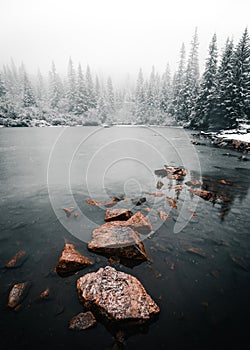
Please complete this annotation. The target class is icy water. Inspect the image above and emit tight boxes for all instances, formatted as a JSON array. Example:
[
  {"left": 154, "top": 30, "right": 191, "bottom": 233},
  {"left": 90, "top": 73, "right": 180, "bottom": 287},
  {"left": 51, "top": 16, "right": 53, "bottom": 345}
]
[{"left": 0, "top": 126, "right": 250, "bottom": 350}]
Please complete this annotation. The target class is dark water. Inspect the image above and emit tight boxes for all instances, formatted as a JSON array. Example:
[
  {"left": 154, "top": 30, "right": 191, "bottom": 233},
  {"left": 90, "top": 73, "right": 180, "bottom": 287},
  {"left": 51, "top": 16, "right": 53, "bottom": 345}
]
[{"left": 0, "top": 126, "right": 250, "bottom": 350}]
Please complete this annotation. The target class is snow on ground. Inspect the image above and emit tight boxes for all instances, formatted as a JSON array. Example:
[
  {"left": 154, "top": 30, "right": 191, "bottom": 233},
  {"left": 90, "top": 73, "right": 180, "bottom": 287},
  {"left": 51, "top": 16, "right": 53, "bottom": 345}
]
[{"left": 218, "top": 132, "right": 250, "bottom": 143}]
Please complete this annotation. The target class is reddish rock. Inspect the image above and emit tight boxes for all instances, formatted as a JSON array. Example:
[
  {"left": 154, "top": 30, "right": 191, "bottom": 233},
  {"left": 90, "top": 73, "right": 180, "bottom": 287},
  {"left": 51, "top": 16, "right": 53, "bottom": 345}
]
[
  {"left": 185, "top": 179, "right": 201, "bottom": 187},
  {"left": 105, "top": 208, "right": 133, "bottom": 222},
  {"left": 7, "top": 282, "right": 30, "bottom": 309},
  {"left": 39, "top": 288, "right": 50, "bottom": 299},
  {"left": 86, "top": 199, "right": 101, "bottom": 206},
  {"left": 164, "top": 165, "right": 188, "bottom": 176},
  {"left": 63, "top": 207, "right": 74, "bottom": 217},
  {"left": 56, "top": 243, "right": 93, "bottom": 277},
  {"left": 126, "top": 212, "right": 152, "bottom": 234},
  {"left": 69, "top": 311, "right": 97, "bottom": 331},
  {"left": 187, "top": 247, "right": 208, "bottom": 258},
  {"left": 158, "top": 210, "right": 170, "bottom": 221},
  {"left": 77, "top": 266, "right": 160, "bottom": 324},
  {"left": 166, "top": 196, "right": 178, "bottom": 209},
  {"left": 104, "top": 198, "right": 119, "bottom": 208},
  {"left": 88, "top": 222, "right": 147, "bottom": 262},
  {"left": 188, "top": 188, "right": 214, "bottom": 201},
  {"left": 5, "top": 250, "right": 27, "bottom": 268},
  {"left": 148, "top": 192, "right": 164, "bottom": 197}
]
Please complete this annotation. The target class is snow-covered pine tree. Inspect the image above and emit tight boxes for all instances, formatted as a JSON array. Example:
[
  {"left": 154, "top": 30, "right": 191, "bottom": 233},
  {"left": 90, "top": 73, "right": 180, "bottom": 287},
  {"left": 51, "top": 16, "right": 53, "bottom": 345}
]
[
  {"left": 74, "top": 63, "right": 88, "bottom": 115},
  {"left": 172, "top": 43, "right": 186, "bottom": 119},
  {"left": 48, "top": 61, "right": 64, "bottom": 109},
  {"left": 36, "top": 69, "right": 47, "bottom": 106},
  {"left": 178, "top": 28, "right": 200, "bottom": 123},
  {"left": 191, "top": 33, "right": 218, "bottom": 129},
  {"left": 85, "top": 65, "right": 96, "bottom": 109},
  {"left": 232, "top": 28, "right": 250, "bottom": 121},
  {"left": 0, "top": 74, "right": 7, "bottom": 98},
  {"left": 134, "top": 68, "right": 146, "bottom": 124},
  {"left": 66, "top": 58, "right": 76, "bottom": 112},
  {"left": 160, "top": 63, "right": 171, "bottom": 115},
  {"left": 215, "top": 39, "right": 236, "bottom": 129},
  {"left": 106, "top": 76, "right": 114, "bottom": 110},
  {"left": 20, "top": 65, "right": 36, "bottom": 107}
]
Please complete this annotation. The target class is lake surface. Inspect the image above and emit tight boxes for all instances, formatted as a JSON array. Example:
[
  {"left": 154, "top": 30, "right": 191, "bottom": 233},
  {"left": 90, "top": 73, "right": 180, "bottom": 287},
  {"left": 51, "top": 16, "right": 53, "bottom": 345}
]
[{"left": 0, "top": 126, "right": 250, "bottom": 350}]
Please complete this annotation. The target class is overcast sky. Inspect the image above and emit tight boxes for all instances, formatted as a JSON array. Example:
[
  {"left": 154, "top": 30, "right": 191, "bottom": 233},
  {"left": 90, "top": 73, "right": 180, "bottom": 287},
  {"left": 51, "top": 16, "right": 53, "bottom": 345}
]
[{"left": 0, "top": 0, "right": 249, "bottom": 83}]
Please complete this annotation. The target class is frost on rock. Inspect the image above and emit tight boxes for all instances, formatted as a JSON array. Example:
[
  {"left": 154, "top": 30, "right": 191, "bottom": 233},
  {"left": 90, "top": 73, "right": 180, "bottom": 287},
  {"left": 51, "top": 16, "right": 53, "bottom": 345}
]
[{"left": 77, "top": 266, "right": 160, "bottom": 325}]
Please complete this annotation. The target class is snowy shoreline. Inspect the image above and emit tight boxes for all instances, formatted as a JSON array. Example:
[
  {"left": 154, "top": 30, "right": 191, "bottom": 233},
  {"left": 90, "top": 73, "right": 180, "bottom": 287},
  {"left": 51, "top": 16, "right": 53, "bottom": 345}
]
[{"left": 197, "top": 128, "right": 250, "bottom": 154}]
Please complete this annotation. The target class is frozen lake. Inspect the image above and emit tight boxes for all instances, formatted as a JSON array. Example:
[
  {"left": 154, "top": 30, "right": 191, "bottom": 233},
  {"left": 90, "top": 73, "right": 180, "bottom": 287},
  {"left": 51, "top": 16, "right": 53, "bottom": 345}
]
[{"left": 0, "top": 126, "right": 250, "bottom": 349}]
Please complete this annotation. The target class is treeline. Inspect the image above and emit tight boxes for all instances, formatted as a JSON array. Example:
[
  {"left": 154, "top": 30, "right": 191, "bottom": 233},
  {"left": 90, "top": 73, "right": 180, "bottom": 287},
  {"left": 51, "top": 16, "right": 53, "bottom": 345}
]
[
  {"left": 0, "top": 28, "right": 250, "bottom": 129},
  {"left": 0, "top": 59, "right": 122, "bottom": 126},
  {"left": 134, "top": 28, "right": 250, "bottom": 130}
]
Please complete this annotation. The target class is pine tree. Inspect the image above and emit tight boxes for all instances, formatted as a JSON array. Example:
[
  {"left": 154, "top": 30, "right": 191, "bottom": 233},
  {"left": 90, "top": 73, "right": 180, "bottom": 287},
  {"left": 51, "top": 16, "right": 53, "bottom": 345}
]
[
  {"left": 0, "top": 74, "right": 7, "bottom": 98},
  {"left": 66, "top": 58, "right": 77, "bottom": 112},
  {"left": 49, "top": 61, "right": 63, "bottom": 109},
  {"left": 172, "top": 43, "right": 186, "bottom": 119},
  {"left": 36, "top": 69, "right": 46, "bottom": 106},
  {"left": 85, "top": 65, "right": 96, "bottom": 109},
  {"left": 106, "top": 77, "right": 114, "bottom": 110},
  {"left": 216, "top": 39, "right": 236, "bottom": 129},
  {"left": 20, "top": 65, "right": 36, "bottom": 107},
  {"left": 232, "top": 28, "right": 250, "bottom": 120},
  {"left": 179, "top": 28, "right": 200, "bottom": 122},
  {"left": 74, "top": 63, "right": 88, "bottom": 115},
  {"left": 191, "top": 33, "right": 218, "bottom": 129},
  {"left": 160, "top": 63, "right": 171, "bottom": 114},
  {"left": 134, "top": 68, "right": 146, "bottom": 123}
]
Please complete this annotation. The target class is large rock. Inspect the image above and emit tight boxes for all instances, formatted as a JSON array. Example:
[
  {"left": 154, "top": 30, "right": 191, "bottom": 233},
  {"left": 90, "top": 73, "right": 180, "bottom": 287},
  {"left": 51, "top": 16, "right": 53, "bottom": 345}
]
[
  {"left": 104, "top": 208, "right": 133, "bottom": 222},
  {"left": 88, "top": 222, "right": 147, "bottom": 263},
  {"left": 126, "top": 212, "right": 152, "bottom": 234},
  {"left": 56, "top": 243, "right": 93, "bottom": 277},
  {"left": 77, "top": 266, "right": 160, "bottom": 325}
]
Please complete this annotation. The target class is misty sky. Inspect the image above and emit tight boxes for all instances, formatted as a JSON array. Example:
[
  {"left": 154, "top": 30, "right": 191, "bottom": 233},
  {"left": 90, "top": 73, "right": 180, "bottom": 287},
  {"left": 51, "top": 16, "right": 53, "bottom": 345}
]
[{"left": 0, "top": 0, "right": 249, "bottom": 83}]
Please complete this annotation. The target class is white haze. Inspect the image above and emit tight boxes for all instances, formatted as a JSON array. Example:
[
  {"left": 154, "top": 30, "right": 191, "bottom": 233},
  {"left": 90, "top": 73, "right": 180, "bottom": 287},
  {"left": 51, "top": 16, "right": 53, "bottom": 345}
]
[{"left": 0, "top": 0, "right": 249, "bottom": 84}]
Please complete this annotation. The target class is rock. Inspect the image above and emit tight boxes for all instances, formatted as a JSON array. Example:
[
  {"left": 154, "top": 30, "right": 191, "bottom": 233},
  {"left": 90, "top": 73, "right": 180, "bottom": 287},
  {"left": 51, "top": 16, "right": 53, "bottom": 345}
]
[
  {"left": 156, "top": 181, "right": 164, "bottom": 189},
  {"left": 131, "top": 197, "right": 146, "bottom": 206},
  {"left": 63, "top": 207, "right": 74, "bottom": 217},
  {"left": 187, "top": 247, "right": 208, "bottom": 258},
  {"left": 7, "top": 282, "right": 30, "bottom": 309},
  {"left": 229, "top": 254, "right": 248, "bottom": 271},
  {"left": 88, "top": 222, "right": 147, "bottom": 263},
  {"left": 185, "top": 179, "right": 201, "bottom": 187},
  {"left": 154, "top": 168, "right": 168, "bottom": 177},
  {"left": 166, "top": 196, "right": 178, "bottom": 209},
  {"left": 147, "top": 192, "right": 164, "bottom": 197},
  {"left": 126, "top": 212, "right": 152, "bottom": 234},
  {"left": 5, "top": 250, "right": 27, "bottom": 268},
  {"left": 105, "top": 208, "right": 133, "bottom": 222},
  {"left": 164, "top": 165, "right": 188, "bottom": 176},
  {"left": 39, "top": 288, "right": 50, "bottom": 299},
  {"left": 56, "top": 243, "right": 93, "bottom": 277},
  {"left": 86, "top": 199, "right": 101, "bottom": 206},
  {"left": 69, "top": 311, "right": 97, "bottom": 331},
  {"left": 188, "top": 188, "right": 214, "bottom": 201},
  {"left": 158, "top": 210, "right": 170, "bottom": 221},
  {"left": 77, "top": 266, "right": 160, "bottom": 325}
]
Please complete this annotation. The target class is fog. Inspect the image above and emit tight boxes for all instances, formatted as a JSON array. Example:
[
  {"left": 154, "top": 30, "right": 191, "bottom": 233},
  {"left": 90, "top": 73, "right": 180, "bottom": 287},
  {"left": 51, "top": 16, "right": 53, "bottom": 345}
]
[{"left": 0, "top": 0, "right": 249, "bottom": 83}]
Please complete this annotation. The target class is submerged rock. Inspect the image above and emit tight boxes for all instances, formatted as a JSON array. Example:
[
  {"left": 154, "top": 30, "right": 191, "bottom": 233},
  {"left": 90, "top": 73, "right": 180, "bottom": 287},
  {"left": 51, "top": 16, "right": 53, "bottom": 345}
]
[
  {"left": 88, "top": 222, "right": 147, "bottom": 263},
  {"left": 131, "top": 197, "right": 146, "bottom": 206},
  {"left": 188, "top": 188, "right": 214, "bottom": 201},
  {"left": 105, "top": 208, "right": 133, "bottom": 222},
  {"left": 5, "top": 250, "right": 27, "bottom": 268},
  {"left": 39, "top": 288, "right": 50, "bottom": 300},
  {"left": 7, "top": 282, "right": 30, "bottom": 309},
  {"left": 126, "top": 212, "right": 152, "bottom": 234},
  {"left": 69, "top": 311, "right": 97, "bottom": 331},
  {"left": 56, "top": 243, "right": 93, "bottom": 277},
  {"left": 77, "top": 266, "right": 160, "bottom": 324}
]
